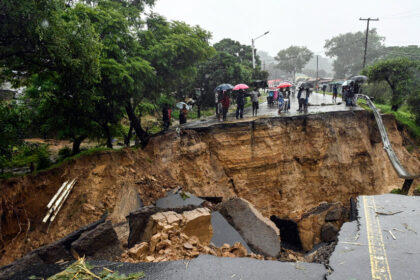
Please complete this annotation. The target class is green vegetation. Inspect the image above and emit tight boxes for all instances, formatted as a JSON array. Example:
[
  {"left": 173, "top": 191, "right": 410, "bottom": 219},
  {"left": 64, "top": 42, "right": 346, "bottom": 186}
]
[
  {"left": 1, "top": 0, "right": 269, "bottom": 177},
  {"left": 275, "top": 46, "right": 313, "bottom": 81},
  {"left": 357, "top": 100, "right": 420, "bottom": 141},
  {"left": 390, "top": 188, "right": 403, "bottom": 195},
  {"left": 324, "top": 29, "right": 384, "bottom": 78},
  {"left": 362, "top": 58, "right": 420, "bottom": 111},
  {"left": 44, "top": 257, "right": 144, "bottom": 280}
]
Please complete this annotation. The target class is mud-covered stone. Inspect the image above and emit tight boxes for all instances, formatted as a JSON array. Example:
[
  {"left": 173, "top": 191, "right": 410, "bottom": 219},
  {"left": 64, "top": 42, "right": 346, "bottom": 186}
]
[
  {"left": 325, "top": 207, "right": 343, "bottom": 222},
  {"left": 321, "top": 223, "right": 339, "bottom": 242},
  {"left": 71, "top": 221, "right": 121, "bottom": 259},
  {"left": 218, "top": 198, "right": 280, "bottom": 257}
]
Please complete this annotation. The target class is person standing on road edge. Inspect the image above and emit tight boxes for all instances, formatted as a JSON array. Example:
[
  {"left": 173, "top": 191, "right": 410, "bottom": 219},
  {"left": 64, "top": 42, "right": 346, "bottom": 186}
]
[
  {"left": 322, "top": 84, "right": 327, "bottom": 96},
  {"left": 162, "top": 104, "right": 170, "bottom": 130},
  {"left": 215, "top": 90, "right": 220, "bottom": 115},
  {"left": 333, "top": 84, "right": 338, "bottom": 102},
  {"left": 250, "top": 87, "right": 260, "bottom": 116},
  {"left": 235, "top": 89, "right": 246, "bottom": 119},
  {"left": 179, "top": 104, "right": 187, "bottom": 125},
  {"left": 221, "top": 90, "right": 230, "bottom": 121},
  {"left": 297, "top": 86, "right": 305, "bottom": 112}
]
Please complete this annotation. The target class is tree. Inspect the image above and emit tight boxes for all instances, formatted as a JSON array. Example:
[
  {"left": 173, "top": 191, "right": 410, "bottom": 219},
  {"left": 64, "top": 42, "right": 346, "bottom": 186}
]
[
  {"left": 195, "top": 52, "right": 253, "bottom": 107},
  {"left": 324, "top": 29, "right": 384, "bottom": 78},
  {"left": 1, "top": 0, "right": 103, "bottom": 154},
  {"left": 363, "top": 58, "right": 420, "bottom": 111},
  {"left": 214, "top": 38, "right": 267, "bottom": 80},
  {"left": 275, "top": 46, "right": 313, "bottom": 82},
  {"left": 214, "top": 38, "right": 258, "bottom": 68}
]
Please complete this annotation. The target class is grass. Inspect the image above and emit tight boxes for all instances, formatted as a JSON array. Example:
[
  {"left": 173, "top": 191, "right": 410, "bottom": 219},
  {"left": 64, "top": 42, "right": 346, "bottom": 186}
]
[
  {"left": 358, "top": 99, "right": 420, "bottom": 141},
  {"left": 390, "top": 188, "right": 403, "bottom": 195}
]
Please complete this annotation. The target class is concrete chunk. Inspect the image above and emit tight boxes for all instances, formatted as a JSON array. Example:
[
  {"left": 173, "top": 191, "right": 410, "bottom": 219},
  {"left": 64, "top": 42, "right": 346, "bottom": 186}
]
[{"left": 218, "top": 198, "right": 280, "bottom": 257}]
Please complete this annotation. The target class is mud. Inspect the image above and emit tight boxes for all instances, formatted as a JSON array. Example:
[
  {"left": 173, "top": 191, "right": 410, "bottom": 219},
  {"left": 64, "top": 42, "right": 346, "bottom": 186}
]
[{"left": 1, "top": 110, "right": 419, "bottom": 266}]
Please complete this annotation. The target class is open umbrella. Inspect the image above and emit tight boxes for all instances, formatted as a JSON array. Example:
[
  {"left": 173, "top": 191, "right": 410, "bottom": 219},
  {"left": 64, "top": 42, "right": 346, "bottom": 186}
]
[
  {"left": 277, "top": 82, "right": 292, "bottom": 89},
  {"left": 233, "top": 84, "right": 249, "bottom": 90},
  {"left": 176, "top": 102, "right": 190, "bottom": 110},
  {"left": 214, "top": 83, "right": 234, "bottom": 92},
  {"left": 350, "top": 75, "right": 368, "bottom": 82},
  {"left": 341, "top": 80, "right": 353, "bottom": 87}
]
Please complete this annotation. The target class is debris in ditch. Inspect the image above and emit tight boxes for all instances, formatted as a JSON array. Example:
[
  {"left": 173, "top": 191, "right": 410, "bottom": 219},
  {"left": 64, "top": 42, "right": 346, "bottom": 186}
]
[
  {"left": 392, "top": 228, "right": 404, "bottom": 233},
  {"left": 384, "top": 230, "right": 396, "bottom": 240},
  {"left": 341, "top": 242, "right": 363, "bottom": 246},
  {"left": 403, "top": 223, "right": 417, "bottom": 234},
  {"left": 375, "top": 211, "right": 403, "bottom": 216},
  {"left": 47, "top": 257, "right": 145, "bottom": 280}
]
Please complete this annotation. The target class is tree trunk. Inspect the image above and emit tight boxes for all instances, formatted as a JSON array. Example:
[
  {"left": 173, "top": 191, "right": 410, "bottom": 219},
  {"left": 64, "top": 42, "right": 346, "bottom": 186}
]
[
  {"left": 72, "top": 135, "right": 87, "bottom": 155},
  {"left": 103, "top": 124, "right": 113, "bottom": 149},
  {"left": 124, "top": 123, "right": 133, "bottom": 147},
  {"left": 125, "top": 102, "right": 149, "bottom": 146}
]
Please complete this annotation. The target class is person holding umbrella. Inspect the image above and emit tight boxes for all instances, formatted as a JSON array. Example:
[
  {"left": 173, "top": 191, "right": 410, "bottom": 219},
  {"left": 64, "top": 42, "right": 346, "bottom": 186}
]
[{"left": 233, "top": 84, "right": 249, "bottom": 119}]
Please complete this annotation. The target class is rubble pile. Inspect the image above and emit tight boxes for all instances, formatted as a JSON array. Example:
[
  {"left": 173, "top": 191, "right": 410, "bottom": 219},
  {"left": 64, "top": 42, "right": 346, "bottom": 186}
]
[{"left": 121, "top": 207, "right": 267, "bottom": 263}]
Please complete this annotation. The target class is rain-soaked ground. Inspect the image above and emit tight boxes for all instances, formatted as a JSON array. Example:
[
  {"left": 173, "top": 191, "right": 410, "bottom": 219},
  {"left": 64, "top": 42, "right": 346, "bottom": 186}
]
[{"left": 184, "top": 92, "right": 363, "bottom": 129}]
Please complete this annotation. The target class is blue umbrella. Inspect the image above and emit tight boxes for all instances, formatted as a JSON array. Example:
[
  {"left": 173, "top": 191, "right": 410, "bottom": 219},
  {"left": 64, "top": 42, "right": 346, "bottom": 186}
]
[{"left": 214, "top": 83, "right": 234, "bottom": 92}]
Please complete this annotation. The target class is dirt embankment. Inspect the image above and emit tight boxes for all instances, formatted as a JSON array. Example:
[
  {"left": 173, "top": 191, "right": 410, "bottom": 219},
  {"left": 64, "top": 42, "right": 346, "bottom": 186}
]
[{"left": 1, "top": 110, "right": 419, "bottom": 266}]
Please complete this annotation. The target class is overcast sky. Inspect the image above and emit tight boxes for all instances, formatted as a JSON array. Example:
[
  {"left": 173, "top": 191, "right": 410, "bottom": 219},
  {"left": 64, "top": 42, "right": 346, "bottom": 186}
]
[{"left": 152, "top": 0, "right": 420, "bottom": 58}]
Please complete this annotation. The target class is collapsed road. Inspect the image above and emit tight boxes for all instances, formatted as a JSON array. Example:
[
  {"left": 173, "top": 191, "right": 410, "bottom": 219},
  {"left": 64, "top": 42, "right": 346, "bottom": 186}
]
[{"left": 1, "top": 95, "right": 420, "bottom": 279}]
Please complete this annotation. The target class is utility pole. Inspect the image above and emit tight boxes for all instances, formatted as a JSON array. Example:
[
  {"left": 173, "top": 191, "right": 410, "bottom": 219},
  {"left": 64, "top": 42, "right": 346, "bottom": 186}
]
[
  {"left": 359, "top": 17, "right": 379, "bottom": 68},
  {"left": 316, "top": 55, "right": 319, "bottom": 92},
  {"left": 251, "top": 31, "right": 269, "bottom": 69}
]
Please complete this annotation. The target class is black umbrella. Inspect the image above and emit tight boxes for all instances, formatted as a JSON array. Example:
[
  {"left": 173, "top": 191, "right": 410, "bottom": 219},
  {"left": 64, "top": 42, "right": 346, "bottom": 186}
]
[
  {"left": 214, "top": 84, "right": 234, "bottom": 92},
  {"left": 350, "top": 75, "right": 368, "bottom": 82}
]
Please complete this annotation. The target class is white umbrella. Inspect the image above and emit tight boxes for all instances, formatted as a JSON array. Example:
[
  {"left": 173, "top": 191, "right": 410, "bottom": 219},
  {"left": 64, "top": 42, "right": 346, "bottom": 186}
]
[{"left": 176, "top": 102, "right": 190, "bottom": 110}]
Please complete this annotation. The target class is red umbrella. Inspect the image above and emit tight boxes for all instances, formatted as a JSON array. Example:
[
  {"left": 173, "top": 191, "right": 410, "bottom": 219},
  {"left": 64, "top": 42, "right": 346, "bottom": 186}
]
[
  {"left": 233, "top": 84, "right": 249, "bottom": 90},
  {"left": 277, "top": 82, "right": 292, "bottom": 88}
]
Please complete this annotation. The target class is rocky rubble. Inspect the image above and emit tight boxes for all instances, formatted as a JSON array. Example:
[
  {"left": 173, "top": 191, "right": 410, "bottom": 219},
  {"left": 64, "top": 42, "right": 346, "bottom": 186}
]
[{"left": 121, "top": 204, "right": 272, "bottom": 263}]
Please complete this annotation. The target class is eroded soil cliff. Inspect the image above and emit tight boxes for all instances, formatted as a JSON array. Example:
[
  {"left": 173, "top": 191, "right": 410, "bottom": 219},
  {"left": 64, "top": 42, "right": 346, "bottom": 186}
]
[{"left": 1, "top": 110, "right": 419, "bottom": 265}]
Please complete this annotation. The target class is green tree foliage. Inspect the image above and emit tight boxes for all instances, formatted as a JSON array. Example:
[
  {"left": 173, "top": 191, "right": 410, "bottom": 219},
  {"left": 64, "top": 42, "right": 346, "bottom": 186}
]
[
  {"left": 214, "top": 38, "right": 258, "bottom": 68},
  {"left": 0, "top": 101, "right": 30, "bottom": 167},
  {"left": 275, "top": 46, "right": 313, "bottom": 82},
  {"left": 195, "top": 52, "right": 253, "bottom": 107},
  {"left": 363, "top": 57, "right": 420, "bottom": 111},
  {"left": 382, "top": 45, "right": 420, "bottom": 60},
  {"left": 214, "top": 38, "right": 268, "bottom": 81},
  {"left": 324, "top": 29, "right": 384, "bottom": 78}
]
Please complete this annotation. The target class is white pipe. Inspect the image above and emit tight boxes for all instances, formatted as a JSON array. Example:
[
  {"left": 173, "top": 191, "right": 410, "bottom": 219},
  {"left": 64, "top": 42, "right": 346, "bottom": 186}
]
[
  {"left": 43, "top": 179, "right": 75, "bottom": 223},
  {"left": 46, "top": 181, "right": 68, "bottom": 209},
  {"left": 50, "top": 180, "right": 77, "bottom": 222}
]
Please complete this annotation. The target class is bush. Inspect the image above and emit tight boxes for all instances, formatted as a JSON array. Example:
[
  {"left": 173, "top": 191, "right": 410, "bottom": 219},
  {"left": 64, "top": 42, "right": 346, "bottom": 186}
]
[
  {"left": 390, "top": 188, "right": 403, "bottom": 194},
  {"left": 35, "top": 144, "right": 52, "bottom": 170},
  {"left": 58, "top": 147, "right": 72, "bottom": 161}
]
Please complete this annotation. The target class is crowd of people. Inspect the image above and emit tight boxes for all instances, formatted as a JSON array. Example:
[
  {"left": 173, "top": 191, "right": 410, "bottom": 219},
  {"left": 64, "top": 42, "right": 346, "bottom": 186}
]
[
  {"left": 161, "top": 81, "right": 362, "bottom": 130},
  {"left": 214, "top": 88, "right": 261, "bottom": 121}
]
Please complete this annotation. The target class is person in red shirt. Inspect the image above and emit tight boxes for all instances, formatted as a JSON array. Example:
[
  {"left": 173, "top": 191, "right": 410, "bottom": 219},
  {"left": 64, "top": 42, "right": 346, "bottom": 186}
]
[{"left": 221, "top": 91, "right": 230, "bottom": 121}]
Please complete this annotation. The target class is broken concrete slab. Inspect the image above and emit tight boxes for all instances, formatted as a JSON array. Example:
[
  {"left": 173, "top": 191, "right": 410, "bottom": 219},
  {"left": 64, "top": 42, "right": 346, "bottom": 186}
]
[
  {"left": 88, "top": 255, "right": 328, "bottom": 280},
  {"left": 155, "top": 191, "right": 204, "bottom": 209},
  {"left": 127, "top": 205, "right": 198, "bottom": 248},
  {"left": 211, "top": 211, "right": 252, "bottom": 252},
  {"left": 0, "top": 216, "right": 108, "bottom": 279},
  {"left": 71, "top": 220, "right": 121, "bottom": 261},
  {"left": 218, "top": 198, "right": 280, "bottom": 257}
]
